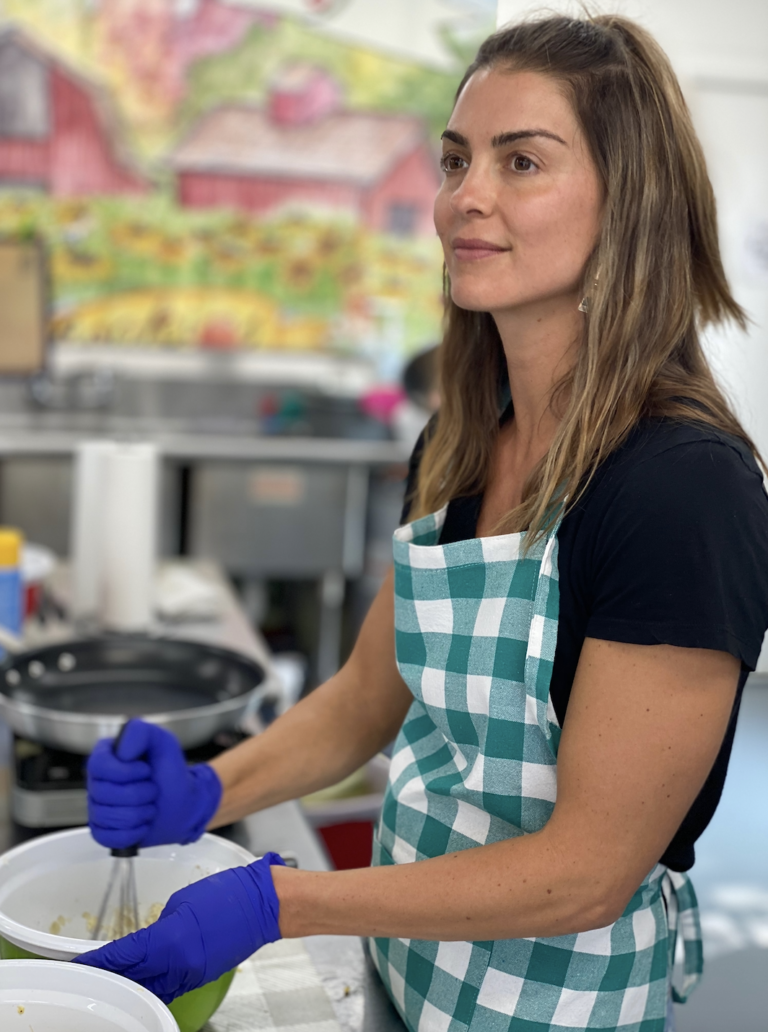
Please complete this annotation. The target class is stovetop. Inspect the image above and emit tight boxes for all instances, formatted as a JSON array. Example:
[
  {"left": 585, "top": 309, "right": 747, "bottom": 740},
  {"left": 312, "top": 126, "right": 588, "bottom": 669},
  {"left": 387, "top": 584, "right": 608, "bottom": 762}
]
[{"left": 11, "top": 729, "right": 249, "bottom": 837}]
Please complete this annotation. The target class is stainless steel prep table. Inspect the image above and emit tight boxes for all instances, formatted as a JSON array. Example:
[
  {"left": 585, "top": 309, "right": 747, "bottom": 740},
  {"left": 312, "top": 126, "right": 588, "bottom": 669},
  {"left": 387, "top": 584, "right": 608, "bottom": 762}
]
[{"left": 0, "top": 561, "right": 405, "bottom": 1032}]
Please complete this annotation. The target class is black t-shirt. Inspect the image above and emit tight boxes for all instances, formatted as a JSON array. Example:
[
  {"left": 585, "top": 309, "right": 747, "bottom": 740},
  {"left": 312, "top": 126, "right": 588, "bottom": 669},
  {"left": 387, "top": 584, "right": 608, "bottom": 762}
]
[{"left": 401, "top": 417, "right": 768, "bottom": 871}]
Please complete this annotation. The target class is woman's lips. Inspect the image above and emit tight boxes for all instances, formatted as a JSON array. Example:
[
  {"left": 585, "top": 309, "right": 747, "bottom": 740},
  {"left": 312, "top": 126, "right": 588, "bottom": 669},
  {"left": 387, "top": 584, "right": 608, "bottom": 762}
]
[{"left": 452, "top": 238, "right": 509, "bottom": 261}]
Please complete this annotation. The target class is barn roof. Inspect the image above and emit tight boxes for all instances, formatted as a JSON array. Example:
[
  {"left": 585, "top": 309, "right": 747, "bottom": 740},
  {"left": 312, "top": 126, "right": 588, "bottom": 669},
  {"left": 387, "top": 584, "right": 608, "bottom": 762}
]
[
  {"left": 170, "top": 105, "right": 430, "bottom": 184},
  {"left": 0, "top": 24, "right": 148, "bottom": 186}
]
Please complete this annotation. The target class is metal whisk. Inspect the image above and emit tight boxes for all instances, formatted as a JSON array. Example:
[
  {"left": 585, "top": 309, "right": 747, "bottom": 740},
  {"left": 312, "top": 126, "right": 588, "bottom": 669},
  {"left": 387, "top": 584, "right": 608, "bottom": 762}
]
[
  {"left": 92, "top": 723, "right": 140, "bottom": 941},
  {"left": 92, "top": 846, "right": 139, "bottom": 940}
]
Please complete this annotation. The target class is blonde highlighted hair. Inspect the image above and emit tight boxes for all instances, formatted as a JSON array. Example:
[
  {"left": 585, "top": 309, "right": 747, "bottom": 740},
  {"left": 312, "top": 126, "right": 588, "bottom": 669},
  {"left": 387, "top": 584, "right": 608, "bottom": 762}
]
[{"left": 412, "top": 13, "right": 760, "bottom": 539}]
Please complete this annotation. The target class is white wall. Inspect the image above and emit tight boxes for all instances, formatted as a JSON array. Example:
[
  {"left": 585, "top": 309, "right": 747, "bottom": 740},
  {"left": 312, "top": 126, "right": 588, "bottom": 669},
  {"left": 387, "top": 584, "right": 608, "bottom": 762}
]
[
  {"left": 496, "top": 0, "right": 768, "bottom": 78},
  {"left": 235, "top": 0, "right": 480, "bottom": 68},
  {"left": 496, "top": 1, "right": 768, "bottom": 669}
]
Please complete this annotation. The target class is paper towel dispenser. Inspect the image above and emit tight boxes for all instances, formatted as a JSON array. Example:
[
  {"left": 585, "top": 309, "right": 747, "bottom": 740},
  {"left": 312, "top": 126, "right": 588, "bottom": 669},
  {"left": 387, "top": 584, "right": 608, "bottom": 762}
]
[{"left": 0, "top": 236, "right": 48, "bottom": 375}]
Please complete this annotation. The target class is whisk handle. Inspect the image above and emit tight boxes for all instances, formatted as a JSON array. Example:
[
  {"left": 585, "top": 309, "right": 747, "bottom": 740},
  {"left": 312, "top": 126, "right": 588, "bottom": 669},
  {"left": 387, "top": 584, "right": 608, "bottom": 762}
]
[
  {"left": 110, "top": 721, "right": 141, "bottom": 858},
  {"left": 113, "top": 720, "right": 132, "bottom": 756}
]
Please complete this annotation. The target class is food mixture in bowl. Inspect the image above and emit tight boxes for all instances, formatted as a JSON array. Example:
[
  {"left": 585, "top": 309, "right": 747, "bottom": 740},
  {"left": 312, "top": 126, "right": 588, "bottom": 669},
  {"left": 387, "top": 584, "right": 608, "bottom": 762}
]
[{"left": 49, "top": 902, "right": 164, "bottom": 938}]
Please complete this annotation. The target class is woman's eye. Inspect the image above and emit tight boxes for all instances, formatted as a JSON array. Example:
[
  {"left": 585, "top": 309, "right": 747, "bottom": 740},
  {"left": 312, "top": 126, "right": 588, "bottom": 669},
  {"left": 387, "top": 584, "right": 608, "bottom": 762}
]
[
  {"left": 439, "top": 152, "right": 467, "bottom": 173},
  {"left": 511, "top": 155, "right": 536, "bottom": 173}
]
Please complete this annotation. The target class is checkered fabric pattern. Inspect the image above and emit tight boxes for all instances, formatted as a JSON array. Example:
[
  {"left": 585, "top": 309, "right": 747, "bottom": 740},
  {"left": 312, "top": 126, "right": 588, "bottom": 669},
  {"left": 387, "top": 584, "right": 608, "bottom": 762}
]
[{"left": 369, "top": 506, "right": 703, "bottom": 1032}]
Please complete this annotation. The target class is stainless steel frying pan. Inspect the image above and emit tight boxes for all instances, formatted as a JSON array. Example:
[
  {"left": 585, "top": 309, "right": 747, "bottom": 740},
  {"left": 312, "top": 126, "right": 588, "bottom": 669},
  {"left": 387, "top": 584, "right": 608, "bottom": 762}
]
[{"left": 0, "top": 635, "right": 267, "bottom": 754}]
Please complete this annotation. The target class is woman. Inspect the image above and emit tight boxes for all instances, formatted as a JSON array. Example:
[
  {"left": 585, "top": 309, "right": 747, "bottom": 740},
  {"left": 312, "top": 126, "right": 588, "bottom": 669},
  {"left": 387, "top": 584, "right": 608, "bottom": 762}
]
[{"left": 77, "top": 14, "right": 768, "bottom": 1031}]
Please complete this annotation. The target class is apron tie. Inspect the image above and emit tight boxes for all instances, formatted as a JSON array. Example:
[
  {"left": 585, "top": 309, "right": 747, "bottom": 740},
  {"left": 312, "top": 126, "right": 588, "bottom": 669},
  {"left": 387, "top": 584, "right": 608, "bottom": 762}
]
[{"left": 663, "top": 868, "right": 704, "bottom": 1003}]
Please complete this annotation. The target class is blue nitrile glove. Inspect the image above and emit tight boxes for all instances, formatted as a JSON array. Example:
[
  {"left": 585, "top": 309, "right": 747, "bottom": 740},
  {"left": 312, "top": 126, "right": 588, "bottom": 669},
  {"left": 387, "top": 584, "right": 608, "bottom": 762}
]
[
  {"left": 87, "top": 718, "right": 223, "bottom": 850},
  {"left": 74, "top": 853, "right": 285, "bottom": 1004}
]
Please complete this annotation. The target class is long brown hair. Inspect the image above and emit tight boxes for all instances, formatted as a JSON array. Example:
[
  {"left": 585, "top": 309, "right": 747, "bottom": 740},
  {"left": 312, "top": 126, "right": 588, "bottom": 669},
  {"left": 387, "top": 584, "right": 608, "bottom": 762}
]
[{"left": 413, "top": 13, "right": 759, "bottom": 540}]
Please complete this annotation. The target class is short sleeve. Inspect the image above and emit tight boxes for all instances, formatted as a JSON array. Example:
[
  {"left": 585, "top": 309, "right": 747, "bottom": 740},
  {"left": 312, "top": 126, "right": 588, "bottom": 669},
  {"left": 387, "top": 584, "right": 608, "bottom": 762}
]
[{"left": 584, "top": 436, "right": 768, "bottom": 669}]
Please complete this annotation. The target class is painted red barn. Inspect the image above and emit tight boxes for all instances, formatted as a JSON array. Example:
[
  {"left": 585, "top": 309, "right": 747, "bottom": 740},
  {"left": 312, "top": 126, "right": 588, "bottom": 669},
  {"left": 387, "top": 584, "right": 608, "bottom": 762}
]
[
  {"left": 170, "top": 65, "right": 439, "bottom": 236},
  {"left": 0, "top": 26, "right": 147, "bottom": 195}
]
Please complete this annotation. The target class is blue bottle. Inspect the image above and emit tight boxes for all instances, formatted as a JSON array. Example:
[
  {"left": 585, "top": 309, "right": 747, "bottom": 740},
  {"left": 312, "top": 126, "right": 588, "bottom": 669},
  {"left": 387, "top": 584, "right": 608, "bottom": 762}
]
[{"left": 0, "top": 528, "right": 23, "bottom": 637}]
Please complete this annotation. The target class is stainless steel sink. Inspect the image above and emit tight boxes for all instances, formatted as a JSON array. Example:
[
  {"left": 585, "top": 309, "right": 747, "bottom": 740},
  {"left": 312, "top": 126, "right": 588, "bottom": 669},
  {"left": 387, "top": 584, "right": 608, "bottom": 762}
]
[{"left": 0, "top": 373, "right": 390, "bottom": 441}]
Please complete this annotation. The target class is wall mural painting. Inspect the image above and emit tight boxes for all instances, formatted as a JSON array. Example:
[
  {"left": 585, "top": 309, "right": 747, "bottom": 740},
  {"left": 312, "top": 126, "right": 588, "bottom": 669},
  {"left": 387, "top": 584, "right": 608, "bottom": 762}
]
[{"left": 0, "top": 0, "right": 493, "bottom": 364}]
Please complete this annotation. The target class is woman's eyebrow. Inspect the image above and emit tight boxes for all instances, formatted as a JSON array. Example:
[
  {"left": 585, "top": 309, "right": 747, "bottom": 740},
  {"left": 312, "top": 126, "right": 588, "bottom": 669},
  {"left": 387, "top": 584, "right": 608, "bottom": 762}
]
[
  {"left": 441, "top": 129, "right": 470, "bottom": 146},
  {"left": 493, "top": 129, "right": 566, "bottom": 147},
  {"left": 440, "top": 128, "right": 567, "bottom": 147}
]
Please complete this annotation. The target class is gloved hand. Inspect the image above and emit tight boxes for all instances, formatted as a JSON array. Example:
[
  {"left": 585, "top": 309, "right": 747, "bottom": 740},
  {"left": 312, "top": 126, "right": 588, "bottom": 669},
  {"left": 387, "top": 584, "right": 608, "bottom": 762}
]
[
  {"left": 74, "top": 853, "right": 285, "bottom": 1004},
  {"left": 87, "top": 718, "right": 223, "bottom": 850}
]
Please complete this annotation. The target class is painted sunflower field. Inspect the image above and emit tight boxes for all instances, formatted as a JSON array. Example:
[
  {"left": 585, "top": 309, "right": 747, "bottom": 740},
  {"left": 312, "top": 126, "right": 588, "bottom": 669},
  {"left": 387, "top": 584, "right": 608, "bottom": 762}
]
[{"left": 0, "top": 194, "right": 445, "bottom": 357}]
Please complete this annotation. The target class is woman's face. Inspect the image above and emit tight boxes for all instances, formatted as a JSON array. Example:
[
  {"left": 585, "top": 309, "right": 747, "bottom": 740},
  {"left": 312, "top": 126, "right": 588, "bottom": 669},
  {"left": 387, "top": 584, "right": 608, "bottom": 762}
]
[{"left": 434, "top": 67, "right": 603, "bottom": 318}]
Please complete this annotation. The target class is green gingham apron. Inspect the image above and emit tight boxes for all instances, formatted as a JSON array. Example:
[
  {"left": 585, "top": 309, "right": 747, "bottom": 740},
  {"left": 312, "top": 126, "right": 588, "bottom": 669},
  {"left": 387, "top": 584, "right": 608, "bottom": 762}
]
[{"left": 370, "top": 504, "right": 703, "bottom": 1032}]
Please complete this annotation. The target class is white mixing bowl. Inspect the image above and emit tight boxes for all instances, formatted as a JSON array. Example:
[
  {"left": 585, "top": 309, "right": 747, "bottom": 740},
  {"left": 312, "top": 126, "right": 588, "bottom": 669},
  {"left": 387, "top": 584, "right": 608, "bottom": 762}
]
[
  {"left": 0, "top": 826, "right": 257, "bottom": 959},
  {"left": 1, "top": 959, "right": 180, "bottom": 1031}
]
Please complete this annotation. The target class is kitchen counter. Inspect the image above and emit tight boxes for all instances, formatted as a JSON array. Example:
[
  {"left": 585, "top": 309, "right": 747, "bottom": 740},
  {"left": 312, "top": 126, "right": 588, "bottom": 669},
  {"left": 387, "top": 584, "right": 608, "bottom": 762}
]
[
  {"left": 0, "top": 561, "right": 406, "bottom": 1031},
  {"left": 0, "top": 420, "right": 410, "bottom": 465}
]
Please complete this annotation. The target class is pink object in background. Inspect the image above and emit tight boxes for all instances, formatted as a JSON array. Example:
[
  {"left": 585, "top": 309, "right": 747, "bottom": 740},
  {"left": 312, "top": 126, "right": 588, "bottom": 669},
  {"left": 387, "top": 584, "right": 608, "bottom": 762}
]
[
  {"left": 269, "top": 65, "right": 341, "bottom": 126},
  {"left": 359, "top": 385, "right": 407, "bottom": 425}
]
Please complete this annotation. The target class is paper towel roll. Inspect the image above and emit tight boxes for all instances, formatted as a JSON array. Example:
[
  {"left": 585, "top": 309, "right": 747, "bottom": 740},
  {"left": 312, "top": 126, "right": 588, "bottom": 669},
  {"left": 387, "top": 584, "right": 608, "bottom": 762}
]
[
  {"left": 70, "top": 440, "right": 116, "bottom": 623},
  {"left": 102, "top": 442, "right": 159, "bottom": 632}
]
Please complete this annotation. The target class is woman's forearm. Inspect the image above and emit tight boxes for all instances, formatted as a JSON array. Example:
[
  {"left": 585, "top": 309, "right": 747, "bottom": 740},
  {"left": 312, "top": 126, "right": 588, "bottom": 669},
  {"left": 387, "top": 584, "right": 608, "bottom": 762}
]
[{"left": 272, "top": 828, "right": 616, "bottom": 942}]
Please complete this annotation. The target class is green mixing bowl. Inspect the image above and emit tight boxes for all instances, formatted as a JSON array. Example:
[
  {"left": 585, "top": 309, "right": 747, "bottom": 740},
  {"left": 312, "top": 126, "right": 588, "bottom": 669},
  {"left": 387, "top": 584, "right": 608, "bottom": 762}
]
[{"left": 0, "top": 829, "right": 257, "bottom": 1032}]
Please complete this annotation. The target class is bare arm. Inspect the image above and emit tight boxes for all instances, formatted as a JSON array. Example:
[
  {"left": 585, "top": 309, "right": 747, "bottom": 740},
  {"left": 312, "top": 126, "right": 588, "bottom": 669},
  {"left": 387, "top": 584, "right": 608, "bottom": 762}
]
[
  {"left": 272, "top": 639, "right": 739, "bottom": 940},
  {"left": 208, "top": 568, "right": 412, "bottom": 826}
]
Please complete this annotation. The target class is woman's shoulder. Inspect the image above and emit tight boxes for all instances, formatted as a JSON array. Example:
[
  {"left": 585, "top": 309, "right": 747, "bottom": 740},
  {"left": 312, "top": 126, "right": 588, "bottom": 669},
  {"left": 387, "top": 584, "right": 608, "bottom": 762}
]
[
  {"left": 562, "top": 417, "right": 768, "bottom": 565},
  {"left": 587, "top": 417, "right": 765, "bottom": 504},
  {"left": 626, "top": 415, "right": 758, "bottom": 458},
  {"left": 559, "top": 417, "right": 768, "bottom": 672}
]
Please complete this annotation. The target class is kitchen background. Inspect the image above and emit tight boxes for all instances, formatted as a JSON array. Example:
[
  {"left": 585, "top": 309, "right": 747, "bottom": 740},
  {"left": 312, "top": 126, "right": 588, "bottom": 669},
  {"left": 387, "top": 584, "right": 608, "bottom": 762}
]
[{"left": 0, "top": 1, "right": 764, "bottom": 1029}]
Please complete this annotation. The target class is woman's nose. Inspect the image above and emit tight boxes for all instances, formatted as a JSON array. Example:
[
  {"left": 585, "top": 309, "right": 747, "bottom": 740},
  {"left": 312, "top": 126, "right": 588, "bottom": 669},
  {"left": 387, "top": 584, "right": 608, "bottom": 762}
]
[{"left": 450, "top": 163, "right": 496, "bottom": 217}]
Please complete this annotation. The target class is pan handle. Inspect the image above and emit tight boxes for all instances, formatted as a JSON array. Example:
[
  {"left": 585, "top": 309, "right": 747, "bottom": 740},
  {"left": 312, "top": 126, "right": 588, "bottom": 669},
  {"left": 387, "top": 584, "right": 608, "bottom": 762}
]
[{"left": 240, "top": 675, "right": 277, "bottom": 723}]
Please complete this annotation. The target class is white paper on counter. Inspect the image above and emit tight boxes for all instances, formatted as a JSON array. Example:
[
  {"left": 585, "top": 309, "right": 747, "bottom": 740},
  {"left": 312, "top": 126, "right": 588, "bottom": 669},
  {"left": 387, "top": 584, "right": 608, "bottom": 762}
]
[
  {"left": 155, "top": 563, "right": 224, "bottom": 622},
  {"left": 70, "top": 440, "right": 116, "bottom": 622},
  {"left": 208, "top": 939, "right": 342, "bottom": 1032},
  {"left": 102, "top": 442, "right": 159, "bottom": 632}
]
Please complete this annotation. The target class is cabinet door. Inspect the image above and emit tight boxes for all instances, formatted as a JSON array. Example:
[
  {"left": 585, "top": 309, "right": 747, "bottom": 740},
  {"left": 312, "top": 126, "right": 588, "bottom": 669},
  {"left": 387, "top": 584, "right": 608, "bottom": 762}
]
[{"left": 189, "top": 463, "right": 363, "bottom": 577}]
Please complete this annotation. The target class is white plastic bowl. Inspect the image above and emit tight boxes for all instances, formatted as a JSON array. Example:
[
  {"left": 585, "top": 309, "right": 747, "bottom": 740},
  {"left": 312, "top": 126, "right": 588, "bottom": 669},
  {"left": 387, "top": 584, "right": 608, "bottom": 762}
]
[
  {"left": 0, "top": 959, "right": 179, "bottom": 1031},
  {"left": 0, "top": 827, "right": 257, "bottom": 960}
]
